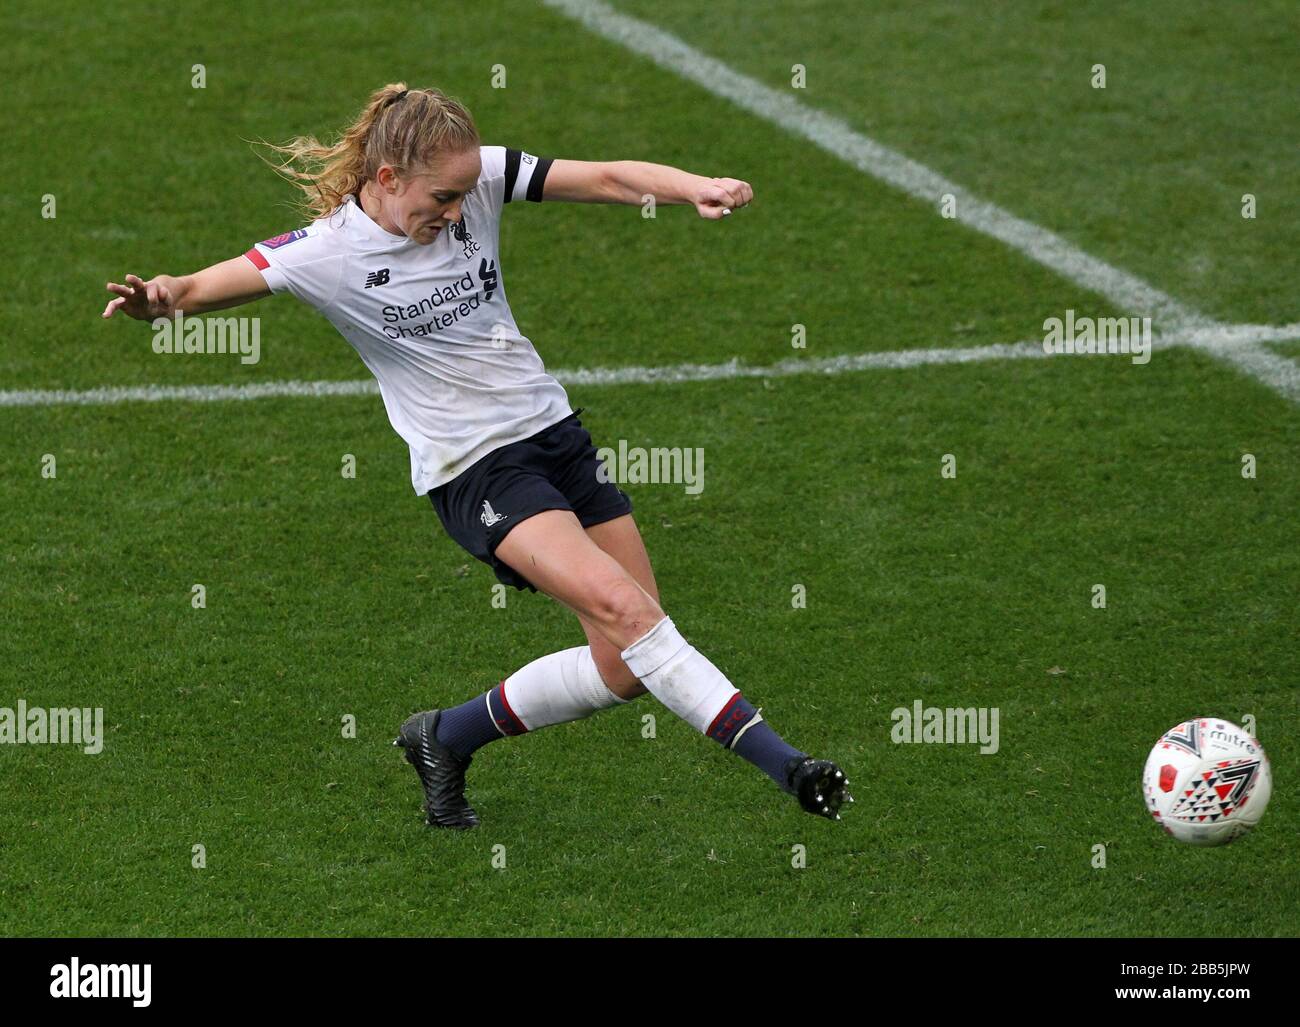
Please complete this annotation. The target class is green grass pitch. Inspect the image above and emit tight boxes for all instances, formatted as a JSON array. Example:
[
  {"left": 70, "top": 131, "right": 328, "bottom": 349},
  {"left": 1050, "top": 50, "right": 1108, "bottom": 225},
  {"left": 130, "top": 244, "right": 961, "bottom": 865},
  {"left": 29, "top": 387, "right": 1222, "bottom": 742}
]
[{"left": 1, "top": 0, "right": 1296, "bottom": 936}]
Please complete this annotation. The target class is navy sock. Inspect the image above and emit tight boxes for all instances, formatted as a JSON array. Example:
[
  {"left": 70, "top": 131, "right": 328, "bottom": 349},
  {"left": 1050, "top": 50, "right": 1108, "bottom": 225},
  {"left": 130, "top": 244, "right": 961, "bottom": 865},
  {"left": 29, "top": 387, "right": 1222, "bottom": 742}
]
[
  {"left": 706, "top": 693, "right": 805, "bottom": 789},
  {"left": 435, "top": 682, "right": 527, "bottom": 759}
]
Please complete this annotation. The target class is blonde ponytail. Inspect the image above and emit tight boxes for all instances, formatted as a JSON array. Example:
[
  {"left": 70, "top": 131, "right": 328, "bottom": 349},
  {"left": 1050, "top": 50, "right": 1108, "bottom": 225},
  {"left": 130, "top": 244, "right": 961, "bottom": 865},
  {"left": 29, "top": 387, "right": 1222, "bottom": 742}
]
[{"left": 256, "top": 83, "right": 480, "bottom": 221}]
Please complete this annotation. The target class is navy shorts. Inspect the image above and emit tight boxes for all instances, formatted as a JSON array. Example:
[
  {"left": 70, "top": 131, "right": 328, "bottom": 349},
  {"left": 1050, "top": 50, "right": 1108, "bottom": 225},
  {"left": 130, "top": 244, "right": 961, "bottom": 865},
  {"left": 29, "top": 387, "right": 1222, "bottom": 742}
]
[{"left": 428, "top": 408, "right": 633, "bottom": 592}]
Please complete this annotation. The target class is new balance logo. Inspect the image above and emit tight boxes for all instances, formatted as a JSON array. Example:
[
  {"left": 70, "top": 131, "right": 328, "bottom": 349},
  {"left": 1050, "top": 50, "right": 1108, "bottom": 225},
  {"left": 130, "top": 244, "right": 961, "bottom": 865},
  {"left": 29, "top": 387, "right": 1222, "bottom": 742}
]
[
  {"left": 480, "top": 500, "right": 507, "bottom": 527},
  {"left": 364, "top": 268, "right": 391, "bottom": 288}
]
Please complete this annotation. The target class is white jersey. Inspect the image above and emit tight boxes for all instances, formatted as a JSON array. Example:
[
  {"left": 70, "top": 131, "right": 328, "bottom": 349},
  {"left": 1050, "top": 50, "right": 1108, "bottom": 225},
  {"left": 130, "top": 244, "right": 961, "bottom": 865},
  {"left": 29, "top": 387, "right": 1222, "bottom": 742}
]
[{"left": 244, "top": 146, "right": 572, "bottom": 494}]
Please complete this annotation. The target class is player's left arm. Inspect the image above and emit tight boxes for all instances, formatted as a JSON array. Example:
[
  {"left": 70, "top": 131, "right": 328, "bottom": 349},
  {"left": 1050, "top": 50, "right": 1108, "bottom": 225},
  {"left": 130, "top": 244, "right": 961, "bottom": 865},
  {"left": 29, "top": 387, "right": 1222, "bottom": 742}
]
[{"left": 541, "top": 159, "right": 753, "bottom": 221}]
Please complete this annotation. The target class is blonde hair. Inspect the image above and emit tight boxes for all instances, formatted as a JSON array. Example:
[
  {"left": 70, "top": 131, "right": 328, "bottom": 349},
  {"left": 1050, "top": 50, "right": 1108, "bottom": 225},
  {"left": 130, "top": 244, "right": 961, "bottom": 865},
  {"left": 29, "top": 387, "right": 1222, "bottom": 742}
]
[{"left": 258, "top": 83, "right": 480, "bottom": 221}]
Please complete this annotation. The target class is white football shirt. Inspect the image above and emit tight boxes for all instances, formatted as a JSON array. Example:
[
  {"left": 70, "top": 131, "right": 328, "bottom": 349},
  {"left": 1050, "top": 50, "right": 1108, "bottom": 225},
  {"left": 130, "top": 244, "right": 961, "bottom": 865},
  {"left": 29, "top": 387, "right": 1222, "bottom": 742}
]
[{"left": 245, "top": 146, "right": 573, "bottom": 494}]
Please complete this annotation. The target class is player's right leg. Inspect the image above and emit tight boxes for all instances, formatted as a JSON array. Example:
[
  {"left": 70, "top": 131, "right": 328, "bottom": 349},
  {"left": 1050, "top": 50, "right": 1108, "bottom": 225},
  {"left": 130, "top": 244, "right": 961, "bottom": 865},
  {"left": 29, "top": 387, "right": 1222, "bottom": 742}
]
[
  {"left": 494, "top": 510, "right": 853, "bottom": 820},
  {"left": 574, "top": 513, "right": 659, "bottom": 699}
]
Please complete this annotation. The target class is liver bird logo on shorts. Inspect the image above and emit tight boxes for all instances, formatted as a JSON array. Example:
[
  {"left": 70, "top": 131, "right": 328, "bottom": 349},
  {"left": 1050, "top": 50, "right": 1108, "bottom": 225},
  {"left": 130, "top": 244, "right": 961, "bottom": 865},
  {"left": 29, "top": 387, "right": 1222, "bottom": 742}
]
[{"left": 480, "top": 500, "right": 507, "bottom": 527}]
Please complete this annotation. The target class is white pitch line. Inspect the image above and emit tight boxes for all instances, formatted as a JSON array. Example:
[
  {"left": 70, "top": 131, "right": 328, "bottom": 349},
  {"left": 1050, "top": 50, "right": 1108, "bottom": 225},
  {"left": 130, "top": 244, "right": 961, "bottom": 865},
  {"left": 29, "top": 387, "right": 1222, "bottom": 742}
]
[
  {"left": 541, "top": 0, "right": 1300, "bottom": 403},
  {"left": 0, "top": 378, "right": 383, "bottom": 408},
  {"left": 0, "top": 342, "right": 1044, "bottom": 407},
  {"left": 0, "top": 326, "right": 1281, "bottom": 409},
  {"left": 1176, "top": 322, "right": 1300, "bottom": 347},
  {"left": 7, "top": 5, "right": 1297, "bottom": 411},
  {"left": 1200, "top": 343, "right": 1300, "bottom": 403},
  {"left": 542, "top": 0, "right": 1205, "bottom": 331}
]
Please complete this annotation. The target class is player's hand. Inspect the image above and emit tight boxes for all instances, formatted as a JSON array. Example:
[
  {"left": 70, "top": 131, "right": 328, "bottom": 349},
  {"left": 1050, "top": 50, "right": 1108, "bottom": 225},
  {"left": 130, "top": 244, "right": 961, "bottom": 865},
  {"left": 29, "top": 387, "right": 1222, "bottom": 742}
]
[
  {"left": 102, "top": 274, "right": 178, "bottom": 321},
  {"left": 693, "top": 177, "right": 753, "bottom": 220}
]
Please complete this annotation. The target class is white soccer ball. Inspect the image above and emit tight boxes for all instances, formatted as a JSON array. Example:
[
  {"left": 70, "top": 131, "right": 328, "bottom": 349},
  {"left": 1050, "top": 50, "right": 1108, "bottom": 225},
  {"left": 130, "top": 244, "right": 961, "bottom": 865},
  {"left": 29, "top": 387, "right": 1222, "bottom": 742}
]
[{"left": 1142, "top": 719, "right": 1271, "bottom": 846}]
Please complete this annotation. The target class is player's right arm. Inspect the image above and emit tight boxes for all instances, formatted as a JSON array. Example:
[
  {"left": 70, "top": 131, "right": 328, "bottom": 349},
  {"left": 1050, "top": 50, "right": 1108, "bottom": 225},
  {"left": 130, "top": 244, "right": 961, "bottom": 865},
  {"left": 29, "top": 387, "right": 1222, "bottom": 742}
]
[{"left": 102, "top": 256, "right": 271, "bottom": 321}]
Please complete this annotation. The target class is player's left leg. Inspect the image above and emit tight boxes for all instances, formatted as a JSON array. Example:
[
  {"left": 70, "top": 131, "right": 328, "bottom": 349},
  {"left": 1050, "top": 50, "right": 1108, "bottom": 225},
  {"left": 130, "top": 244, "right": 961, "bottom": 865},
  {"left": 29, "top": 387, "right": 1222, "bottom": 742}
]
[
  {"left": 397, "top": 511, "right": 655, "bottom": 829},
  {"left": 397, "top": 636, "right": 630, "bottom": 829},
  {"left": 431, "top": 515, "right": 654, "bottom": 765}
]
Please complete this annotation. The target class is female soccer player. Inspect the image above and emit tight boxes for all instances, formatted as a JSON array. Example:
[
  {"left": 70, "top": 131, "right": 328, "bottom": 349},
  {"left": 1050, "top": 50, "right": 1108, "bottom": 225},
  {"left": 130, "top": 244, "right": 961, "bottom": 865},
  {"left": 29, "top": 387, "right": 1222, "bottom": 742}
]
[{"left": 102, "top": 83, "right": 851, "bottom": 828}]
